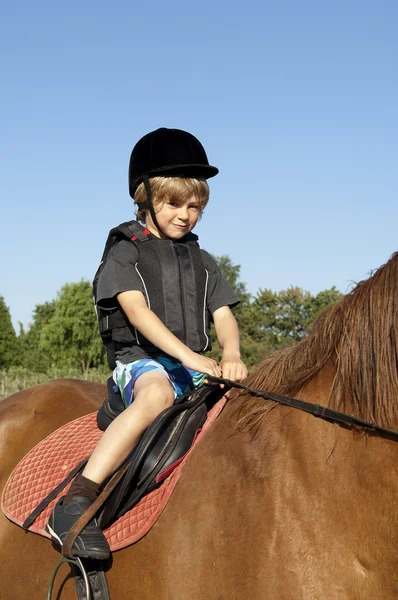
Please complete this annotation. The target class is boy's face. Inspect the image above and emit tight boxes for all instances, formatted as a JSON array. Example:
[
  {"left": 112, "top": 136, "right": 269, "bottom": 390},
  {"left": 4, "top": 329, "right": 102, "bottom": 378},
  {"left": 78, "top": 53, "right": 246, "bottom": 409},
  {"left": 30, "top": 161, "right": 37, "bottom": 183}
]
[{"left": 145, "top": 196, "right": 201, "bottom": 240}]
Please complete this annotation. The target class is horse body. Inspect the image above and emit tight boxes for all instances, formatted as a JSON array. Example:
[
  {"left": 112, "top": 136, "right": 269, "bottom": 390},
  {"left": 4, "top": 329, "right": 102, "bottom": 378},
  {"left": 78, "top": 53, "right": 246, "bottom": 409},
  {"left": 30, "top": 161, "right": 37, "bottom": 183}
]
[
  {"left": 1, "top": 376, "right": 397, "bottom": 599},
  {"left": 1, "top": 253, "right": 398, "bottom": 598}
]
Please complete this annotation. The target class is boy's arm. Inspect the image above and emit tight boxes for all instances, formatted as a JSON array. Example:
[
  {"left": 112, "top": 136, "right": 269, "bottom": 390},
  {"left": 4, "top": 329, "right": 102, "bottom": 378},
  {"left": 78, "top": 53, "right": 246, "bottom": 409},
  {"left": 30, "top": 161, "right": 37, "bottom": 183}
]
[
  {"left": 213, "top": 306, "right": 248, "bottom": 382},
  {"left": 117, "top": 290, "right": 221, "bottom": 377}
]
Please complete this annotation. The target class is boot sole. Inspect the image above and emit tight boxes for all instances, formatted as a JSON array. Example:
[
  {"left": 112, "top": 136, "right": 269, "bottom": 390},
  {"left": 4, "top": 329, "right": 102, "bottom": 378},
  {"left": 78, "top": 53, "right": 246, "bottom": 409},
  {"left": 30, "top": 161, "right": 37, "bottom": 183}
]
[{"left": 45, "top": 524, "right": 110, "bottom": 560}]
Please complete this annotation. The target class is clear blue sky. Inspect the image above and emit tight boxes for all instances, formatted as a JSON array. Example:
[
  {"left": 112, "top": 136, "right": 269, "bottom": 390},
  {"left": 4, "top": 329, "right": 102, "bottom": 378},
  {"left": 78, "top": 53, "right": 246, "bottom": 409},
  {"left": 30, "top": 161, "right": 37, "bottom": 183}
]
[{"left": 1, "top": 1, "right": 397, "bottom": 330}]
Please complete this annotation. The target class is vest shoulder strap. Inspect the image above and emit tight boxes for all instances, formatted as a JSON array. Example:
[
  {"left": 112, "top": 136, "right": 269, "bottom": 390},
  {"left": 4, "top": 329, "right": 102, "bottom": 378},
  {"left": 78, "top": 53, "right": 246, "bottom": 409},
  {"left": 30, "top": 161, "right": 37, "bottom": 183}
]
[
  {"left": 120, "top": 221, "right": 151, "bottom": 242},
  {"left": 100, "top": 221, "right": 151, "bottom": 262},
  {"left": 101, "top": 220, "right": 201, "bottom": 264}
]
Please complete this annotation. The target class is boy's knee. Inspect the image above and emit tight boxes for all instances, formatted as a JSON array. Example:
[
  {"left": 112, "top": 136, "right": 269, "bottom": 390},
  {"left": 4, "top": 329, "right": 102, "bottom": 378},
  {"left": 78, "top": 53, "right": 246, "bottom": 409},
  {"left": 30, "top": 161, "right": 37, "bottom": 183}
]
[{"left": 133, "top": 376, "right": 174, "bottom": 420}]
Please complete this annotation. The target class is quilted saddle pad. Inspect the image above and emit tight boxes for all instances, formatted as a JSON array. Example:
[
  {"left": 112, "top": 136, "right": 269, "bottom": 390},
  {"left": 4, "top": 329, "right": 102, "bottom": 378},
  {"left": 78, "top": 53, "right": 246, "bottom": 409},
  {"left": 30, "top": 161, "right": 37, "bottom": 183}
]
[{"left": 1, "top": 397, "right": 226, "bottom": 552}]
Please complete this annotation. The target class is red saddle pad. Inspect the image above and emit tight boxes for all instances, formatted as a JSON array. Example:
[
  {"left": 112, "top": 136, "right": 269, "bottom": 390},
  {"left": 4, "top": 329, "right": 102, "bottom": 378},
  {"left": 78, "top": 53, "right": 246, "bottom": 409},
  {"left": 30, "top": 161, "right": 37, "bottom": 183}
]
[{"left": 1, "top": 397, "right": 226, "bottom": 551}]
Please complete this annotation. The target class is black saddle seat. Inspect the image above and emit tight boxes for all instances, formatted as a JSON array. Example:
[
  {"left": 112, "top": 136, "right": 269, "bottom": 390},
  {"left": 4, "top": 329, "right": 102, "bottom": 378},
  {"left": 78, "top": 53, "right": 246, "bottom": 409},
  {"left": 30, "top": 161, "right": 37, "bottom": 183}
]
[{"left": 97, "top": 380, "right": 225, "bottom": 529}]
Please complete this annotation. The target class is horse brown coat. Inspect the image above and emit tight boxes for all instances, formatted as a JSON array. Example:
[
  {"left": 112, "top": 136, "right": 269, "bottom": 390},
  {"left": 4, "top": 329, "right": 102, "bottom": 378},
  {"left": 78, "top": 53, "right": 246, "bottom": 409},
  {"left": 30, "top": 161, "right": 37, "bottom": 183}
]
[{"left": 1, "top": 254, "right": 398, "bottom": 599}]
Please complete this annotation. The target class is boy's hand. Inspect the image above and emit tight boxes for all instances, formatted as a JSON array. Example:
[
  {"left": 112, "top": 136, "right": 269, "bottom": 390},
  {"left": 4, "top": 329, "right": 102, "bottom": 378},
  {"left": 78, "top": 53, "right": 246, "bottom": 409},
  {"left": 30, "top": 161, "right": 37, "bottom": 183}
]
[
  {"left": 180, "top": 351, "right": 222, "bottom": 379},
  {"left": 219, "top": 353, "right": 248, "bottom": 382}
]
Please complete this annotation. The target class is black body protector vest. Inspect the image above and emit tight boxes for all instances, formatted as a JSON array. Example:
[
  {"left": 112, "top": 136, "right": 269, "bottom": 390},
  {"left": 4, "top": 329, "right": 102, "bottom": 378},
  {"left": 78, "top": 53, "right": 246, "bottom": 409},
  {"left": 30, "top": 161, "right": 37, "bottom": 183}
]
[{"left": 93, "top": 221, "right": 211, "bottom": 370}]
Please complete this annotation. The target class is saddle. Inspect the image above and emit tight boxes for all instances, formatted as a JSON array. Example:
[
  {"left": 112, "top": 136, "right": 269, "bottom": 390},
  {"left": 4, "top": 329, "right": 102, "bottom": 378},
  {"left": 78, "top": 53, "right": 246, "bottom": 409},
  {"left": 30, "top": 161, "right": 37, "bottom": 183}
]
[
  {"left": 97, "top": 378, "right": 225, "bottom": 528},
  {"left": 18, "top": 379, "right": 225, "bottom": 533}
]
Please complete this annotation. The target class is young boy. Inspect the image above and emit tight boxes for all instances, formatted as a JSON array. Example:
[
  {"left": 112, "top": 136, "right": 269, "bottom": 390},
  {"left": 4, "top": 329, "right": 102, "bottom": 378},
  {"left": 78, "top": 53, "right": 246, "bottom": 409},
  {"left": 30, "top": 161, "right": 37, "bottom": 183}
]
[{"left": 46, "top": 127, "right": 248, "bottom": 559}]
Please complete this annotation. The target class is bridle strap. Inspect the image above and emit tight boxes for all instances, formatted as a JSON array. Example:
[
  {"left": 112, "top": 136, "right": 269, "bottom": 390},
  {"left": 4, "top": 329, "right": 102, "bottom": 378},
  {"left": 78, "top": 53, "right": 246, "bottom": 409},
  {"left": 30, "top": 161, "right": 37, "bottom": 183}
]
[{"left": 206, "top": 377, "right": 398, "bottom": 443}]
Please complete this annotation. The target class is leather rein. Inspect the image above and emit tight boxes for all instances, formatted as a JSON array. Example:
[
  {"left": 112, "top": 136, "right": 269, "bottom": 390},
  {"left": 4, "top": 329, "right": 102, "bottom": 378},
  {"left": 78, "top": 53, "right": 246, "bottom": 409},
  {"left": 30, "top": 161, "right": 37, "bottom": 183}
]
[{"left": 206, "top": 377, "right": 398, "bottom": 443}]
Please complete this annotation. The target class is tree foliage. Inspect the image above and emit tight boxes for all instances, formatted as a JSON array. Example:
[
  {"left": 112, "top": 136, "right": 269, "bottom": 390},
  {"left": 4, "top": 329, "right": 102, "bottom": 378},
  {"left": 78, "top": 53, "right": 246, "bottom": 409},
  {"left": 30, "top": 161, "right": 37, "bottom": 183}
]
[
  {"left": 209, "top": 257, "right": 343, "bottom": 368},
  {"left": 39, "top": 281, "right": 105, "bottom": 376},
  {"left": 0, "top": 296, "right": 20, "bottom": 368},
  {"left": 20, "top": 301, "right": 56, "bottom": 371},
  {"left": 250, "top": 286, "right": 343, "bottom": 352}
]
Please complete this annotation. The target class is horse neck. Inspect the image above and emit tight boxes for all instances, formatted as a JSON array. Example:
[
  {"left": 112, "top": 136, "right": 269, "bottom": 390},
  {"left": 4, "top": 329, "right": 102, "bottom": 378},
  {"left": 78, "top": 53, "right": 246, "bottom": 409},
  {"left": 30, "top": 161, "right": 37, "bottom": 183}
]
[
  {"left": 297, "top": 356, "right": 398, "bottom": 431},
  {"left": 295, "top": 358, "right": 336, "bottom": 405},
  {"left": 222, "top": 390, "right": 398, "bottom": 573},
  {"left": 226, "top": 354, "right": 398, "bottom": 528}
]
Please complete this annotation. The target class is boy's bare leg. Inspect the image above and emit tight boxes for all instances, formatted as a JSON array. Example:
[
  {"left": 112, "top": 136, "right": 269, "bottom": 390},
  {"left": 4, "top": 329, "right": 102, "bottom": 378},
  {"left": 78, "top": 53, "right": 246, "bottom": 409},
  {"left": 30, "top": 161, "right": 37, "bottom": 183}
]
[
  {"left": 45, "top": 371, "right": 174, "bottom": 559},
  {"left": 82, "top": 370, "right": 175, "bottom": 485}
]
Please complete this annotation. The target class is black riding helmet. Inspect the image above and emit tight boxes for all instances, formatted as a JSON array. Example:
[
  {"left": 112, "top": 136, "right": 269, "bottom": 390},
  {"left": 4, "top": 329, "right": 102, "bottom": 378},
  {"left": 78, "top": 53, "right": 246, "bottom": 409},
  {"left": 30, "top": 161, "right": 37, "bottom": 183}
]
[
  {"left": 128, "top": 128, "right": 218, "bottom": 235},
  {"left": 128, "top": 127, "right": 219, "bottom": 198}
]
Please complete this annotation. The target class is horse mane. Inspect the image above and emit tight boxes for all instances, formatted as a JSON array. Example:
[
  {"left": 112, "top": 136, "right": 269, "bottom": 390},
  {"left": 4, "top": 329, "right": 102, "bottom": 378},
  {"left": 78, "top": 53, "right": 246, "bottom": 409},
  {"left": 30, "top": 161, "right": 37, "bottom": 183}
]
[{"left": 240, "top": 252, "right": 398, "bottom": 429}]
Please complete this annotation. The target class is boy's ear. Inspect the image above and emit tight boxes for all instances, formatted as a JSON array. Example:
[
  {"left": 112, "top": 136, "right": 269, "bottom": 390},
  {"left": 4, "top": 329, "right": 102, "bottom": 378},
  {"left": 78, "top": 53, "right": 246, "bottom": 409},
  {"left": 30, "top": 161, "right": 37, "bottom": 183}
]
[{"left": 137, "top": 200, "right": 150, "bottom": 211}]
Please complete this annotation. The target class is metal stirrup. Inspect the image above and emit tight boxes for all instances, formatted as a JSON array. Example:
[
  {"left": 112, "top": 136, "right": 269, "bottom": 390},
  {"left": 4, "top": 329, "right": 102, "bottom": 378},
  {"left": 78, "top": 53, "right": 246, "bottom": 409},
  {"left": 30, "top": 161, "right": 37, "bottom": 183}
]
[{"left": 47, "top": 556, "right": 91, "bottom": 600}]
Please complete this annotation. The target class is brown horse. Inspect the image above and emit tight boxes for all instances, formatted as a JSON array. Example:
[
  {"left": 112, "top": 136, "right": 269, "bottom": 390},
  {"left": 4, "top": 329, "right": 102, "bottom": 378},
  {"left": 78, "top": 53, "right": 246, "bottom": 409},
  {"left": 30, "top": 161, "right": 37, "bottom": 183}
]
[{"left": 1, "top": 253, "right": 398, "bottom": 599}]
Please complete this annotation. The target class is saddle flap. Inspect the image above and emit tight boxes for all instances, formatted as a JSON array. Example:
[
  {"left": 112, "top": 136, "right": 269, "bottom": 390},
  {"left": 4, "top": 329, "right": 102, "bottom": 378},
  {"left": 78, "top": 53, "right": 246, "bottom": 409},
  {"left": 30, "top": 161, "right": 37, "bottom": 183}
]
[{"left": 99, "top": 385, "right": 223, "bottom": 529}]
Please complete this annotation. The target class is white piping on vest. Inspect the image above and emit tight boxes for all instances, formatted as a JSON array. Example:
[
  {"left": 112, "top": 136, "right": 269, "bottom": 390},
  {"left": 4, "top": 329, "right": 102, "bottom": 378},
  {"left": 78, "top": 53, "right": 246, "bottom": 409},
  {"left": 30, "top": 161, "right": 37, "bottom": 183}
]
[
  {"left": 202, "top": 269, "right": 209, "bottom": 351},
  {"left": 134, "top": 263, "right": 150, "bottom": 345}
]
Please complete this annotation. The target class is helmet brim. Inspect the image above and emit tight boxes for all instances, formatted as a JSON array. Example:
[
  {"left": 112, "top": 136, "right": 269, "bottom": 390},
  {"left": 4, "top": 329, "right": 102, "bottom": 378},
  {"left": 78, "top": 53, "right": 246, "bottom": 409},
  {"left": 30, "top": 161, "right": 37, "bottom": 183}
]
[{"left": 129, "top": 163, "right": 219, "bottom": 198}]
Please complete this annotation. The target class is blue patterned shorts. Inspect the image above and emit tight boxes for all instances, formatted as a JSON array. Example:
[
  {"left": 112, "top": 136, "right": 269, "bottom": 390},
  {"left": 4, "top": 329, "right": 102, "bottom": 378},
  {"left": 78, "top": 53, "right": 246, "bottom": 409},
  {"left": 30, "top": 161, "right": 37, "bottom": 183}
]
[{"left": 113, "top": 355, "right": 207, "bottom": 408}]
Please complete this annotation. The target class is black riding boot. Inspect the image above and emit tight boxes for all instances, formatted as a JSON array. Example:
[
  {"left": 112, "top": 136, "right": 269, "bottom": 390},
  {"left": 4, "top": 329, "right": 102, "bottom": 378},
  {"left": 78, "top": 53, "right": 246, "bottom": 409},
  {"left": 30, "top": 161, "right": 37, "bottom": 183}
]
[{"left": 46, "top": 495, "right": 110, "bottom": 560}]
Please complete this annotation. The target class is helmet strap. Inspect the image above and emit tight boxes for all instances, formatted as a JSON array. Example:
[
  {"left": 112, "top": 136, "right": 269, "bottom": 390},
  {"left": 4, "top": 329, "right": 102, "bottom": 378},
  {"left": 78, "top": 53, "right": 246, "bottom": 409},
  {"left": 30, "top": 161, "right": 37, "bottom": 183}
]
[{"left": 143, "top": 175, "right": 163, "bottom": 235}]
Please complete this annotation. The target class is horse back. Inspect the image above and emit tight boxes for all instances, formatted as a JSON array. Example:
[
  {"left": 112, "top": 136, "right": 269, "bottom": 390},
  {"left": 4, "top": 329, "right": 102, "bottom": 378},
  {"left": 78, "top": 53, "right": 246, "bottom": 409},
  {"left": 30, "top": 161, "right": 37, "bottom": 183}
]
[{"left": 0, "top": 379, "right": 105, "bottom": 486}]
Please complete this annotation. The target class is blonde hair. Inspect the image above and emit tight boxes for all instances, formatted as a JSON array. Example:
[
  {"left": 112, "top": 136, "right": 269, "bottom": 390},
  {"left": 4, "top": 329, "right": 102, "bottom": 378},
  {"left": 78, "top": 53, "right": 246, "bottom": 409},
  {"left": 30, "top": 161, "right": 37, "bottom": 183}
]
[{"left": 134, "top": 176, "right": 210, "bottom": 223}]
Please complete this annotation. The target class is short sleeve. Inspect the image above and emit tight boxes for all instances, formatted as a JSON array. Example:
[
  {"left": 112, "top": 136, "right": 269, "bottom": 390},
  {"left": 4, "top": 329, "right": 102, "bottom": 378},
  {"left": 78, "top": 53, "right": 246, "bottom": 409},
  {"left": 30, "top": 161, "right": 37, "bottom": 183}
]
[
  {"left": 201, "top": 250, "right": 240, "bottom": 315},
  {"left": 96, "top": 240, "right": 145, "bottom": 308}
]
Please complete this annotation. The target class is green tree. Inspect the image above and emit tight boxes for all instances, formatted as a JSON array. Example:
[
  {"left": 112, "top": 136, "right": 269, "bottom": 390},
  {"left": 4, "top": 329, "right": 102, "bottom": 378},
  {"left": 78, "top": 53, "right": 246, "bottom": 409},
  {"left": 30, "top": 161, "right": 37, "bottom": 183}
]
[
  {"left": 274, "top": 286, "right": 313, "bottom": 342},
  {"left": 252, "top": 285, "right": 343, "bottom": 351},
  {"left": 207, "top": 255, "right": 266, "bottom": 369},
  {"left": 0, "top": 296, "right": 21, "bottom": 368},
  {"left": 305, "top": 287, "right": 343, "bottom": 328},
  {"left": 22, "top": 301, "right": 56, "bottom": 371},
  {"left": 214, "top": 255, "right": 250, "bottom": 301},
  {"left": 39, "top": 281, "right": 105, "bottom": 377},
  {"left": 250, "top": 287, "right": 308, "bottom": 350}
]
